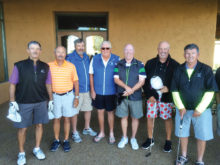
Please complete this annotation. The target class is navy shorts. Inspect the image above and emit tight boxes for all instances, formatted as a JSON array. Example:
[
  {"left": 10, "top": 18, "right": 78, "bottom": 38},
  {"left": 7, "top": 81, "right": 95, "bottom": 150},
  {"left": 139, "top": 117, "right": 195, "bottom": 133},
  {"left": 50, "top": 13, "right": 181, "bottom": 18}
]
[{"left": 92, "top": 94, "right": 116, "bottom": 111}]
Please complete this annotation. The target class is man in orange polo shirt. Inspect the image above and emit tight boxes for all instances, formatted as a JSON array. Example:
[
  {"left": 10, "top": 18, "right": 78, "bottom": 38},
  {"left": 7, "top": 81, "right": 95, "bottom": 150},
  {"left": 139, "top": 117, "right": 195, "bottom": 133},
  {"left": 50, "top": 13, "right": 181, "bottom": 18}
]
[{"left": 48, "top": 46, "right": 79, "bottom": 152}]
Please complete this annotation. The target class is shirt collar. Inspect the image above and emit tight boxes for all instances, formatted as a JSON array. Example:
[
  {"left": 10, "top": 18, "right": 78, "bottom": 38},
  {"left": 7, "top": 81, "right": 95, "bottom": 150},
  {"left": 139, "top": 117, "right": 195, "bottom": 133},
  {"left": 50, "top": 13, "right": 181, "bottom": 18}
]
[{"left": 54, "top": 60, "right": 67, "bottom": 67}]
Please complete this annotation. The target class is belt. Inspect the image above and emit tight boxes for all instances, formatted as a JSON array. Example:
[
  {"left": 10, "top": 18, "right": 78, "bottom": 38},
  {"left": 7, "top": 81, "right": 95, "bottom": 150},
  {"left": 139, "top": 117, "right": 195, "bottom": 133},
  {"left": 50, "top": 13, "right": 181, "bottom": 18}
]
[{"left": 53, "top": 90, "right": 73, "bottom": 96}]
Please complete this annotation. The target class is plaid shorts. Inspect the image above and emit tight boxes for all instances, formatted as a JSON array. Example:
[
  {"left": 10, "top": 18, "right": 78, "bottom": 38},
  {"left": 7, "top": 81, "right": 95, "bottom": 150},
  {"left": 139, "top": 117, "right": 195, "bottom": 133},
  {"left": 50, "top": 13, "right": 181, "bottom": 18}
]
[{"left": 146, "top": 100, "right": 173, "bottom": 119}]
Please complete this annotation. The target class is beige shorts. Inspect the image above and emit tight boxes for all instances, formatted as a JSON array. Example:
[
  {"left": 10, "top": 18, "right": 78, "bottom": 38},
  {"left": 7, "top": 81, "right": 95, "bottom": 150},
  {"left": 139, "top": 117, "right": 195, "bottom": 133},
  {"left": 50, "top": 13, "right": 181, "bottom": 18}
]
[{"left": 76, "top": 92, "right": 93, "bottom": 112}]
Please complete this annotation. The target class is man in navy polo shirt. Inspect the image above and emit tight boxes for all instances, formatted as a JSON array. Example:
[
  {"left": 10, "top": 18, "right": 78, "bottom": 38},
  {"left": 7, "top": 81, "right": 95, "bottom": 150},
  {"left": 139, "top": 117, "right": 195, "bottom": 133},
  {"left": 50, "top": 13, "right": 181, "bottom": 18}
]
[{"left": 89, "top": 41, "right": 120, "bottom": 144}]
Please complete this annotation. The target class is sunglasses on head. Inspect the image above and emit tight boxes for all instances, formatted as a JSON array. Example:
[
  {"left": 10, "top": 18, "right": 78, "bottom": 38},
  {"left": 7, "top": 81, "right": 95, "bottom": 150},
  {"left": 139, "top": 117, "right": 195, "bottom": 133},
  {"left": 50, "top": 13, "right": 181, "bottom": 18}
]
[{"left": 101, "top": 47, "right": 110, "bottom": 50}]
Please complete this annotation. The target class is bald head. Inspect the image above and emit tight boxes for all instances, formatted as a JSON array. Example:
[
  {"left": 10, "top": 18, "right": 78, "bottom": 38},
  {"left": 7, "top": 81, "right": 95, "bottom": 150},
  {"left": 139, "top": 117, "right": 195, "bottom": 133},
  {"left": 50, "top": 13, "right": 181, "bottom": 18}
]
[
  {"left": 158, "top": 41, "right": 170, "bottom": 49},
  {"left": 157, "top": 41, "right": 170, "bottom": 62},
  {"left": 124, "top": 44, "right": 135, "bottom": 62}
]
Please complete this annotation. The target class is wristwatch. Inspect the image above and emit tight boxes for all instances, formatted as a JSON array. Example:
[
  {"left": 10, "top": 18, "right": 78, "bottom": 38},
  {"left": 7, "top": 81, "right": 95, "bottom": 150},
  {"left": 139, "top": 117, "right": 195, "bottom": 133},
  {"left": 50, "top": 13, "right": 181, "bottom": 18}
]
[{"left": 75, "top": 96, "right": 79, "bottom": 99}]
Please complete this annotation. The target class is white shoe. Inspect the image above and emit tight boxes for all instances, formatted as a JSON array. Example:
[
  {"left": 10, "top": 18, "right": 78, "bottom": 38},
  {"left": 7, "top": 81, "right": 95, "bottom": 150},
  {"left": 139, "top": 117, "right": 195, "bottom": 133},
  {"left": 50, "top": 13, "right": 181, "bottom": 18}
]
[
  {"left": 130, "top": 138, "right": 139, "bottom": 150},
  {"left": 33, "top": 148, "right": 46, "bottom": 160},
  {"left": 118, "top": 137, "right": 128, "bottom": 149},
  {"left": 17, "top": 152, "right": 26, "bottom": 165}
]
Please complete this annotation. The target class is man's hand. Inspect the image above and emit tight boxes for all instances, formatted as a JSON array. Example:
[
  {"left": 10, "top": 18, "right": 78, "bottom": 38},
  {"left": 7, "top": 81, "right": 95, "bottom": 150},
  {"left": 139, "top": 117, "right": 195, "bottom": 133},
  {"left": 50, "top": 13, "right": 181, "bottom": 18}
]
[
  {"left": 124, "top": 86, "right": 134, "bottom": 95},
  {"left": 179, "top": 108, "right": 186, "bottom": 119},
  {"left": 148, "top": 96, "right": 156, "bottom": 104},
  {"left": 48, "top": 100, "right": 54, "bottom": 112},
  {"left": 74, "top": 98, "right": 79, "bottom": 108},
  {"left": 10, "top": 101, "right": 19, "bottom": 111},
  {"left": 123, "top": 86, "right": 134, "bottom": 96},
  {"left": 193, "top": 110, "right": 201, "bottom": 117},
  {"left": 160, "top": 86, "right": 169, "bottom": 94},
  {"left": 91, "top": 90, "right": 96, "bottom": 100}
]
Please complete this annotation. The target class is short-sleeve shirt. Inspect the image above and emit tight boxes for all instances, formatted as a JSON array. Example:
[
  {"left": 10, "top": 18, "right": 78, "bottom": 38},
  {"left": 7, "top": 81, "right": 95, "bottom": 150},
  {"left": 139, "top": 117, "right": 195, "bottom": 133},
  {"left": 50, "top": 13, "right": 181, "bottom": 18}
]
[
  {"left": 9, "top": 65, "right": 52, "bottom": 85},
  {"left": 48, "top": 60, "right": 78, "bottom": 94}
]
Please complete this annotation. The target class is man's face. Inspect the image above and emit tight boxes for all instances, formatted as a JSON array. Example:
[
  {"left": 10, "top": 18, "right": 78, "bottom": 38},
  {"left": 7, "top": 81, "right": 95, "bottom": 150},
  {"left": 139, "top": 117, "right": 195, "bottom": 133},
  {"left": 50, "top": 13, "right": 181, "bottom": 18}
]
[
  {"left": 158, "top": 43, "right": 169, "bottom": 60},
  {"left": 55, "top": 47, "right": 66, "bottom": 61},
  {"left": 75, "top": 42, "right": 85, "bottom": 55},
  {"left": 124, "top": 45, "right": 134, "bottom": 61},
  {"left": 184, "top": 48, "right": 199, "bottom": 65},
  {"left": 101, "top": 43, "right": 111, "bottom": 58},
  {"left": 27, "top": 44, "right": 41, "bottom": 59}
]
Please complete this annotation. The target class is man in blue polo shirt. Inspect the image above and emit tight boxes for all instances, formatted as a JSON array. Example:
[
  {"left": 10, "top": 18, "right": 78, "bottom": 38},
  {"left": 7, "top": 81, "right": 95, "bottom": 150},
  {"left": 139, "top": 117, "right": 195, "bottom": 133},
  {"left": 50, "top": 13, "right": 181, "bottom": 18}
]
[
  {"left": 171, "top": 44, "right": 218, "bottom": 165},
  {"left": 89, "top": 41, "right": 120, "bottom": 144},
  {"left": 66, "top": 39, "right": 97, "bottom": 143}
]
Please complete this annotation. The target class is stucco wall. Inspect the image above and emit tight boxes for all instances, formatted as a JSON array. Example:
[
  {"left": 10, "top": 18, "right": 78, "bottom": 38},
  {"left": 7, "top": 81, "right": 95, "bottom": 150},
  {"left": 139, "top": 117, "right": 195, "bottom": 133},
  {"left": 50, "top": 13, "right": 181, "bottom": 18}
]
[{"left": 0, "top": 0, "right": 217, "bottom": 104}]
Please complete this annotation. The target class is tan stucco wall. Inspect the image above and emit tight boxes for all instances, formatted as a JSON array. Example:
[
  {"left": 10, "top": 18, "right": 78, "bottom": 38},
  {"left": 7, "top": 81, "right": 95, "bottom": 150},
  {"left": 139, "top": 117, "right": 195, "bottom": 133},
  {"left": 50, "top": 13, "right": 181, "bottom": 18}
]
[
  {"left": 0, "top": 0, "right": 217, "bottom": 104},
  {"left": 0, "top": 82, "right": 9, "bottom": 103}
]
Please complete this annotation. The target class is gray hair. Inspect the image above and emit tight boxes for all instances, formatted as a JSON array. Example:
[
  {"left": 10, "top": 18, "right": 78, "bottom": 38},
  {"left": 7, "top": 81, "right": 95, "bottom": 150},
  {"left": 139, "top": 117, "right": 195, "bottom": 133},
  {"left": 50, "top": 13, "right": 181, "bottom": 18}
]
[
  {"left": 74, "top": 38, "right": 84, "bottom": 48},
  {"left": 184, "top": 43, "right": 199, "bottom": 53},
  {"left": 101, "top": 41, "right": 112, "bottom": 49}
]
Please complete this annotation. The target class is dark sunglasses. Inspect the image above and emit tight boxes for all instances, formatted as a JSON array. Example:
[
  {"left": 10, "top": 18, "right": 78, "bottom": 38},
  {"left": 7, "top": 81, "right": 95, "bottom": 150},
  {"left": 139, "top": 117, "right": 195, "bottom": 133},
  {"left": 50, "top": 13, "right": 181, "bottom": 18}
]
[{"left": 101, "top": 47, "right": 110, "bottom": 50}]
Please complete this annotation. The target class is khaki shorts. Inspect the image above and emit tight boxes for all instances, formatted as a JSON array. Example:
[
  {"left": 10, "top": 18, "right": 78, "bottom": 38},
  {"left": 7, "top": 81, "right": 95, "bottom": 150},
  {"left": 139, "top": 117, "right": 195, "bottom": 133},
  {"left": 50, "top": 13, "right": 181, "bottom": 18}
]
[{"left": 76, "top": 92, "right": 93, "bottom": 112}]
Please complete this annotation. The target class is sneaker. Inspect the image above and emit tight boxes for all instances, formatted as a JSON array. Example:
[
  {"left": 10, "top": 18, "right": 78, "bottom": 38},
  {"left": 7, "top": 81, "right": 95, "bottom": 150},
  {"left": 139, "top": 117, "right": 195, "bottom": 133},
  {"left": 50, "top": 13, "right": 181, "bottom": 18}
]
[
  {"left": 83, "top": 128, "right": 97, "bottom": 136},
  {"left": 176, "top": 155, "right": 188, "bottom": 165},
  {"left": 142, "top": 138, "right": 154, "bottom": 150},
  {"left": 17, "top": 152, "right": 26, "bottom": 165},
  {"left": 163, "top": 140, "right": 172, "bottom": 152},
  {"left": 72, "top": 131, "right": 82, "bottom": 143},
  {"left": 50, "top": 140, "right": 61, "bottom": 152},
  {"left": 62, "top": 140, "right": 71, "bottom": 152},
  {"left": 118, "top": 137, "right": 128, "bottom": 149},
  {"left": 130, "top": 138, "right": 139, "bottom": 150},
  {"left": 195, "top": 161, "right": 204, "bottom": 165},
  {"left": 33, "top": 148, "right": 46, "bottom": 160}
]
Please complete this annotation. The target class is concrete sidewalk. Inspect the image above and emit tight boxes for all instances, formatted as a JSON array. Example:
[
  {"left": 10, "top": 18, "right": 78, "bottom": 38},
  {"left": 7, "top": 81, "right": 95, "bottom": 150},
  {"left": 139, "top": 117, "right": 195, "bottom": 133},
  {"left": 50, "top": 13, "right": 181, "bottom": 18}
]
[{"left": 0, "top": 102, "right": 219, "bottom": 165}]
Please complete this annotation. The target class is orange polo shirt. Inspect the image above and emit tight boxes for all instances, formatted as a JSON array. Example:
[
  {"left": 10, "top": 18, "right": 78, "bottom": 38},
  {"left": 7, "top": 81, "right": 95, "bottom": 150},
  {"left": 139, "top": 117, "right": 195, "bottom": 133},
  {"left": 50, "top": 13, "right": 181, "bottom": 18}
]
[{"left": 48, "top": 60, "right": 78, "bottom": 94}]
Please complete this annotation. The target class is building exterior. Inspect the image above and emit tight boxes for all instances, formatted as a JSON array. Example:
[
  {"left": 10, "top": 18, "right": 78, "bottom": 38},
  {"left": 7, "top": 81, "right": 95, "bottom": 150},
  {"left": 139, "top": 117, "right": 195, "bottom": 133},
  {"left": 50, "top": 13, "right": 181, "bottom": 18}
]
[{"left": 0, "top": 0, "right": 218, "bottom": 104}]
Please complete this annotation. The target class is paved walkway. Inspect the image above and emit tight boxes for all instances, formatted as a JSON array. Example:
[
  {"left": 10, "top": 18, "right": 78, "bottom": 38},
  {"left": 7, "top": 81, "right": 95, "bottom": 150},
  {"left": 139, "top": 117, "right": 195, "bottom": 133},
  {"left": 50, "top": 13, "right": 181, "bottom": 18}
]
[{"left": 0, "top": 102, "right": 219, "bottom": 165}]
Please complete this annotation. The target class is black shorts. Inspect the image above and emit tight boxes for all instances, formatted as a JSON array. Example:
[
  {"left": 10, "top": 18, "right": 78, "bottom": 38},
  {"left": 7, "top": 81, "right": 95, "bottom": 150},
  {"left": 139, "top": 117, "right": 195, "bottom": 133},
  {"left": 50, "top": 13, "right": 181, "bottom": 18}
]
[{"left": 92, "top": 94, "right": 116, "bottom": 111}]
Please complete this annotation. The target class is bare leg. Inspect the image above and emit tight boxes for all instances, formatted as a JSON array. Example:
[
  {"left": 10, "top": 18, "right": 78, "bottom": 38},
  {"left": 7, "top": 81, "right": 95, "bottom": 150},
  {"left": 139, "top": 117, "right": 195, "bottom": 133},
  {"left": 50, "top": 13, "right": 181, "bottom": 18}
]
[
  {"left": 165, "top": 118, "right": 172, "bottom": 140},
  {"left": 197, "top": 139, "right": 206, "bottom": 162},
  {"left": 147, "top": 118, "right": 154, "bottom": 138},
  {"left": 64, "top": 117, "right": 70, "bottom": 140},
  {"left": 121, "top": 116, "right": 128, "bottom": 137},
  {"left": 53, "top": 118, "right": 61, "bottom": 140},
  {"left": 107, "top": 111, "right": 114, "bottom": 137},
  {"left": 71, "top": 115, "right": 78, "bottom": 133},
  {"left": 131, "top": 117, "right": 139, "bottom": 138},
  {"left": 180, "top": 137, "right": 188, "bottom": 157},
  {"left": 84, "top": 111, "right": 91, "bottom": 129},
  {"left": 35, "top": 124, "right": 43, "bottom": 148},
  {"left": 97, "top": 109, "right": 105, "bottom": 136},
  {"left": 18, "top": 128, "right": 27, "bottom": 152}
]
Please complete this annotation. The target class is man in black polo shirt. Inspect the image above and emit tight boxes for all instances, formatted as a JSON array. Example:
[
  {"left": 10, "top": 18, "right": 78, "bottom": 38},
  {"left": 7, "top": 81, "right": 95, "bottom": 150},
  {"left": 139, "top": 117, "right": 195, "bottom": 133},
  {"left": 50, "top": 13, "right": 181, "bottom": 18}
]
[
  {"left": 142, "top": 41, "right": 179, "bottom": 152},
  {"left": 9, "top": 41, "right": 53, "bottom": 165}
]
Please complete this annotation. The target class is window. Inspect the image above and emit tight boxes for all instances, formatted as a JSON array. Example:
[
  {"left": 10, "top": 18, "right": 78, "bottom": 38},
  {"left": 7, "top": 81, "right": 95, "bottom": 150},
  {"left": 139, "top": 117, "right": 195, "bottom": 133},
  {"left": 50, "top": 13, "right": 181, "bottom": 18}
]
[
  {"left": 55, "top": 13, "right": 108, "bottom": 56},
  {"left": 0, "top": 2, "right": 8, "bottom": 82}
]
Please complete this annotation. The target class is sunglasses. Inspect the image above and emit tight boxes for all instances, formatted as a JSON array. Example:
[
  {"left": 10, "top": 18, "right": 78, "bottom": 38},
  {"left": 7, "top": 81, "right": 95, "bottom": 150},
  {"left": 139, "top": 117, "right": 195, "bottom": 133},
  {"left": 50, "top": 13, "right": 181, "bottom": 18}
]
[{"left": 101, "top": 47, "right": 110, "bottom": 50}]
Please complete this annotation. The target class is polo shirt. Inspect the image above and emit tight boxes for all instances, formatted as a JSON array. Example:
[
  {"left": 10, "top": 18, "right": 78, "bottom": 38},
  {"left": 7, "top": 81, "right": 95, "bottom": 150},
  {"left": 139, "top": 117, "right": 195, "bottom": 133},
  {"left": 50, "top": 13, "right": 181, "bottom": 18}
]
[{"left": 48, "top": 60, "right": 78, "bottom": 94}]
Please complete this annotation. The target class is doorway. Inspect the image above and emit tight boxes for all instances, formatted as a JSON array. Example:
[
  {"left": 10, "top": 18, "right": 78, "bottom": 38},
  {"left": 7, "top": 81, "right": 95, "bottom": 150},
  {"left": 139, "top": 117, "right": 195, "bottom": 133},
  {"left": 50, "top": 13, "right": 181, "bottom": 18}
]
[{"left": 55, "top": 13, "right": 108, "bottom": 56}]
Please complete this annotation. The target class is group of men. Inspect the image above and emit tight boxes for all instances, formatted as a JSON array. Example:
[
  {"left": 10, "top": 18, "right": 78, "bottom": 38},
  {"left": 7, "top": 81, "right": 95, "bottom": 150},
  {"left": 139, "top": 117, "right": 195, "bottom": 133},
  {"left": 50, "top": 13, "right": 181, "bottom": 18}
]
[{"left": 8, "top": 39, "right": 218, "bottom": 165}]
